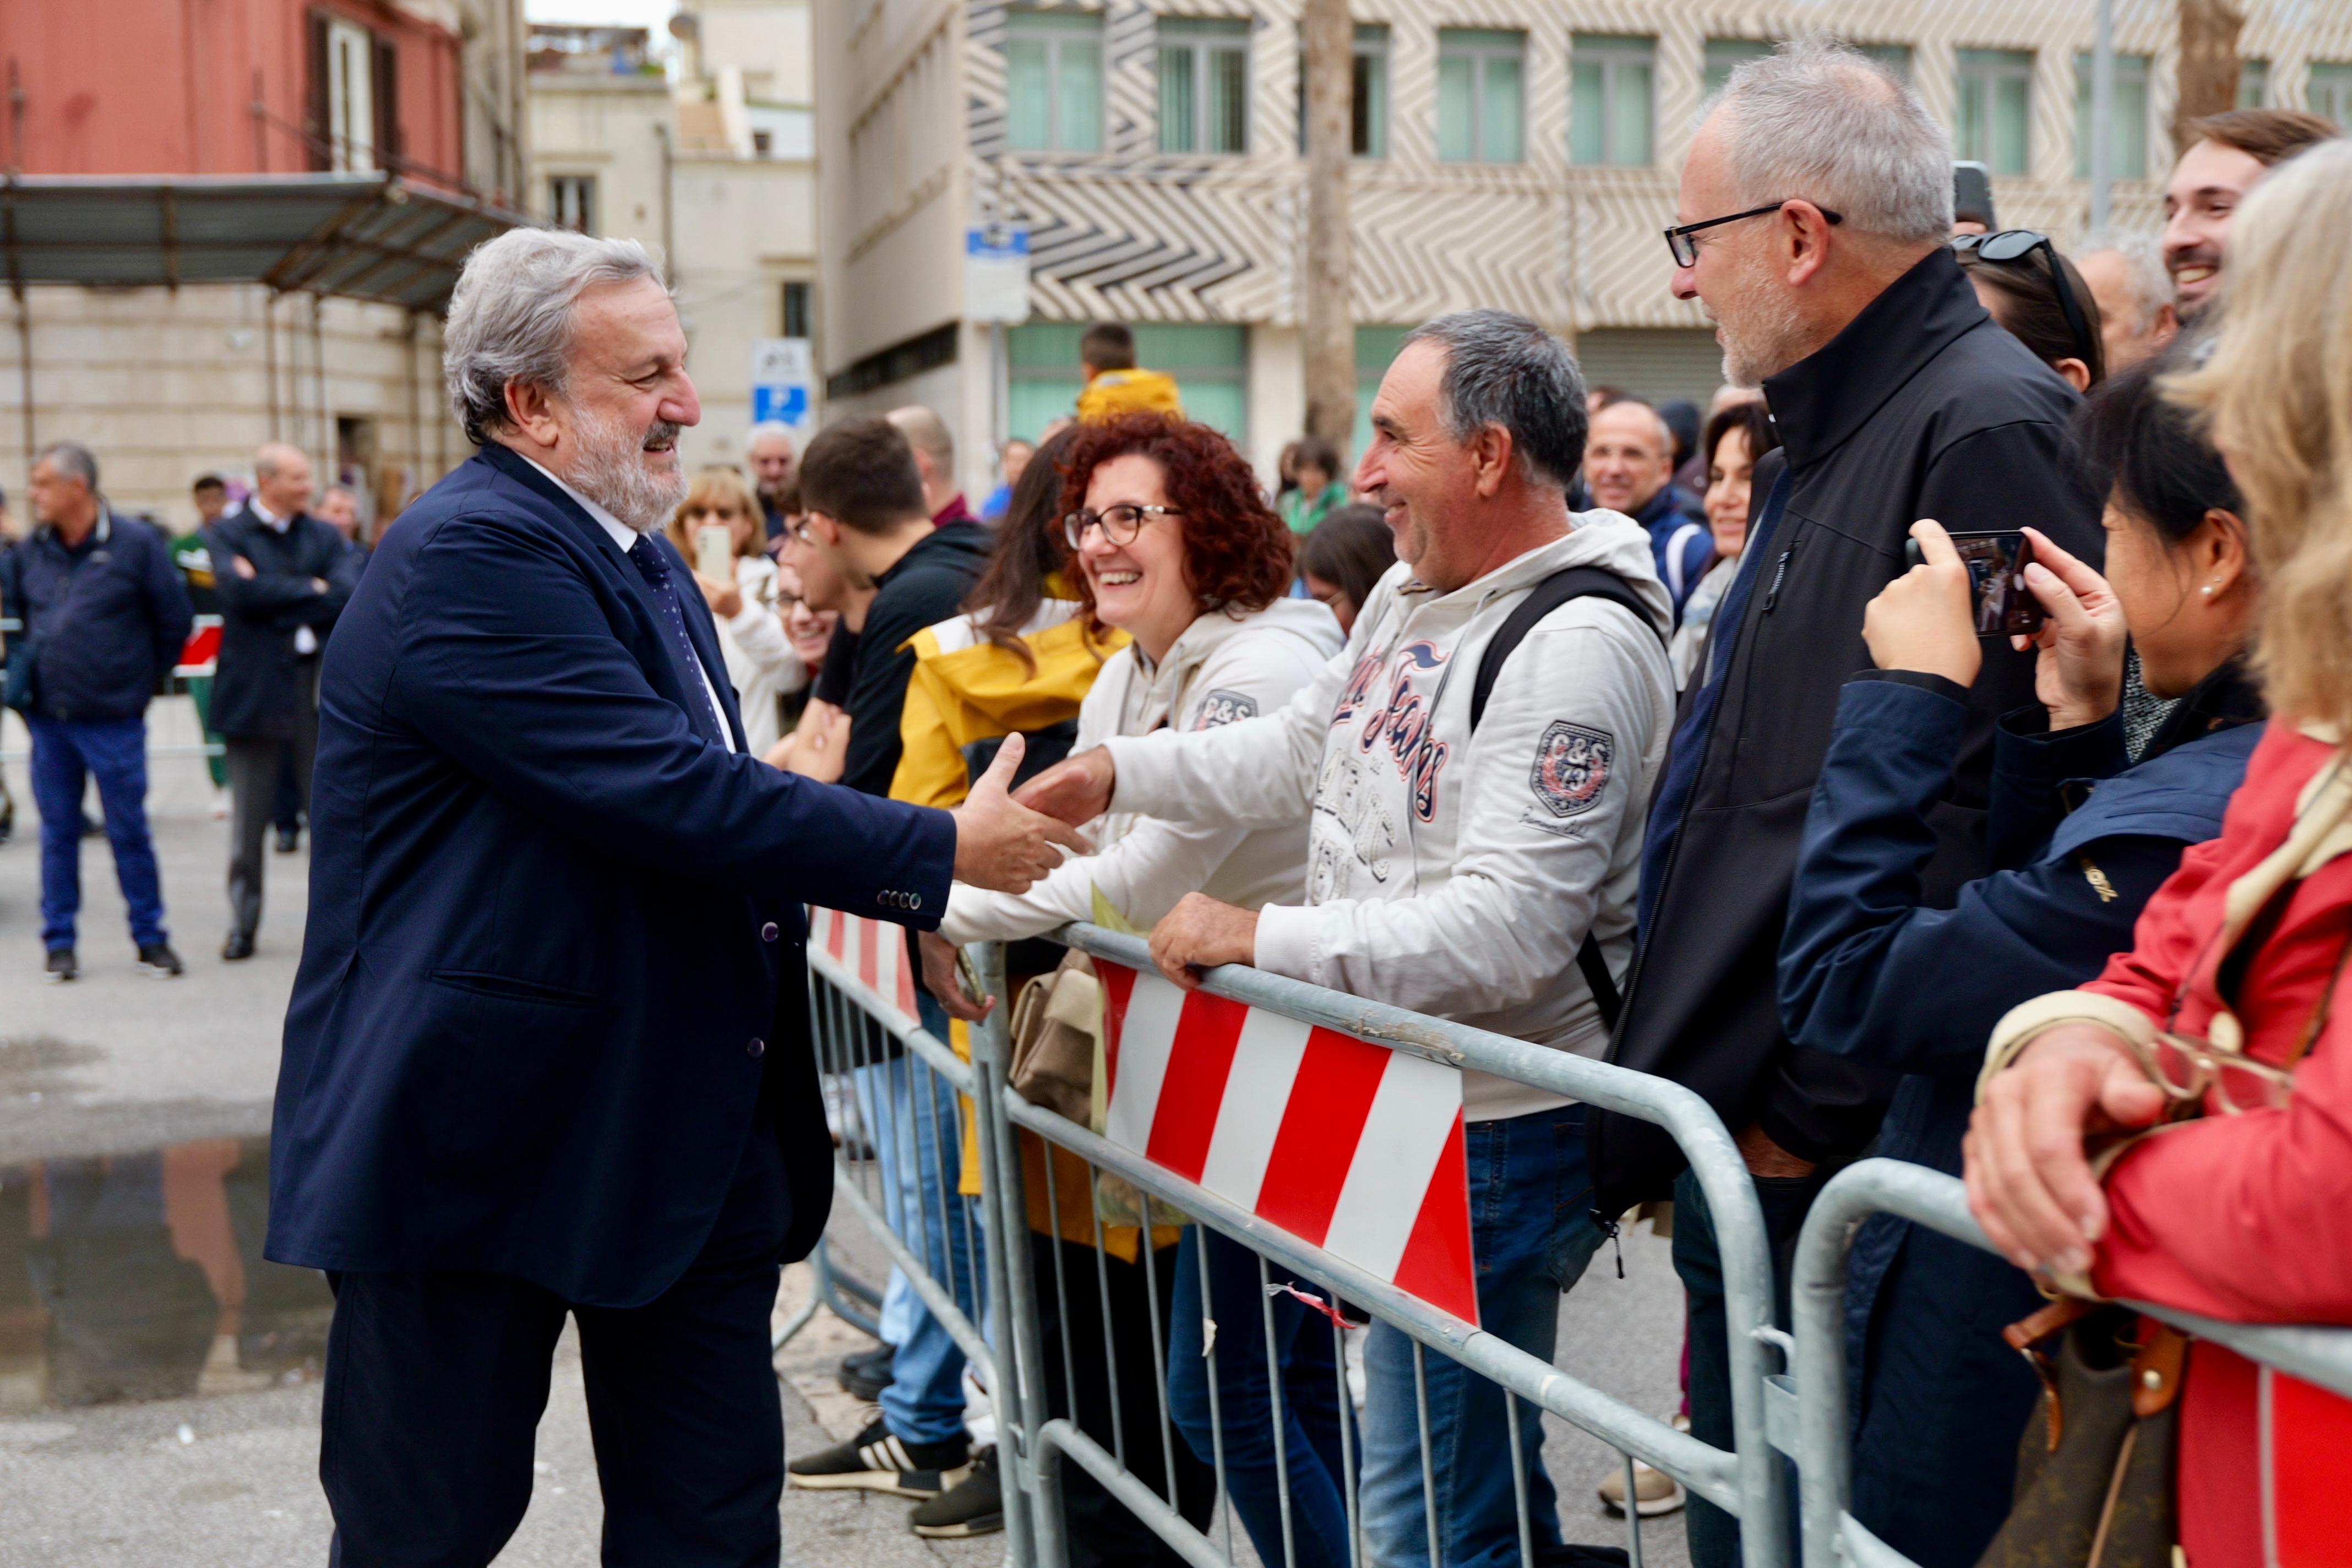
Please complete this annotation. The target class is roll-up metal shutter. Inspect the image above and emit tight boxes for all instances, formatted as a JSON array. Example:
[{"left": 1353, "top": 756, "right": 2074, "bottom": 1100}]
[{"left": 1571, "top": 328, "right": 1727, "bottom": 407}]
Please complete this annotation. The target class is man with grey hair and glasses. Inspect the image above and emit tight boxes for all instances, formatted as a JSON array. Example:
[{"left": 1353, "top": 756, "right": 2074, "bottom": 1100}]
[
  {"left": 1017, "top": 310, "right": 1677, "bottom": 1568},
  {"left": 263, "top": 226, "right": 1082, "bottom": 1565},
  {"left": 1586, "top": 36, "right": 2105, "bottom": 1568}
]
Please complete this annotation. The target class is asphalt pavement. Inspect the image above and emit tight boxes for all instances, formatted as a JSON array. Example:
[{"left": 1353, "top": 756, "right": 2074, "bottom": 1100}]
[{"left": 0, "top": 699, "right": 1692, "bottom": 1567}]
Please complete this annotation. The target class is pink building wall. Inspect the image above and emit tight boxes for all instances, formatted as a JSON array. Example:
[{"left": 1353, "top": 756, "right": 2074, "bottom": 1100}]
[{"left": 0, "top": 0, "right": 467, "bottom": 194}]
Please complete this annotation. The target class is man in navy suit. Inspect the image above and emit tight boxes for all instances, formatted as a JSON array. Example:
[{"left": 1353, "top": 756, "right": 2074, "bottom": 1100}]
[{"left": 266, "top": 228, "right": 1081, "bottom": 1567}]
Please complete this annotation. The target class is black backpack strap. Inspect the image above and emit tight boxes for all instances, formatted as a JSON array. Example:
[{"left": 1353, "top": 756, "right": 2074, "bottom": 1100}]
[
  {"left": 1468, "top": 565, "right": 1659, "bottom": 1030},
  {"left": 1467, "top": 566, "right": 1663, "bottom": 733}
]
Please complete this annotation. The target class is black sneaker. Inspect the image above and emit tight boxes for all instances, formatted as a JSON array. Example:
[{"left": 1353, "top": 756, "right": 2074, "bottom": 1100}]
[
  {"left": 911, "top": 1445, "right": 1003, "bottom": 1538},
  {"left": 138, "top": 943, "right": 185, "bottom": 977},
  {"left": 839, "top": 1344, "right": 895, "bottom": 1402},
  {"left": 786, "top": 1418, "right": 969, "bottom": 1499},
  {"left": 44, "top": 949, "right": 77, "bottom": 983}
]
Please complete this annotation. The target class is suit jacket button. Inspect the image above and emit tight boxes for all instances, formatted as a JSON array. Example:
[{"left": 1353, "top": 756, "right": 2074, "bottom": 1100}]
[
  {"left": 747, "top": 1037, "right": 766, "bottom": 1058},
  {"left": 910, "top": 894, "right": 923, "bottom": 911},
  {"left": 761, "top": 922, "right": 780, "bottom": 942}
]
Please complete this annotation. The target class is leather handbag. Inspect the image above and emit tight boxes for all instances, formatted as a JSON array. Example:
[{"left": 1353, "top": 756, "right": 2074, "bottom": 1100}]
[
  {"left": 1006, "top": 947, "right": 1101, "bottom": 1127},
  {"left": 1975, "top": 1298, "right": 2185, "bottom": 1568}
]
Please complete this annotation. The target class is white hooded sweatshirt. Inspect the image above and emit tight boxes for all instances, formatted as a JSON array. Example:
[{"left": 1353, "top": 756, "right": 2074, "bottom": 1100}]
[
  {"left": 1104, "top": 512, "right": 1675, "bottom": 1121},
  {"left": 941, "top": 596, "right": 1343, "bottom": 943}
]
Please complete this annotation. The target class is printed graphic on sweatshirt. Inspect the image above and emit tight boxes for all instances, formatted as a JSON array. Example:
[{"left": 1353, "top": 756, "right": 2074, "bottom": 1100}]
[
  {"left": 1310, "top": 750, "right": 1398, "bottom": 897},
  {"left": 1529, "top": 721, "right": 1613, "bottom": 818},
  {"left": 1192, "top": 688, "right": 1258, "bottom": 729},
  {"left": 1356, "top": 641, "right": 1451, "bottom": 823}
]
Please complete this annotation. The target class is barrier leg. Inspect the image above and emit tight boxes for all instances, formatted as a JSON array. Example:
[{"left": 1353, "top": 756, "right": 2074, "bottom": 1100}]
[{"left": 973, "top": 940, "right": 1060, "bottom": 1568}]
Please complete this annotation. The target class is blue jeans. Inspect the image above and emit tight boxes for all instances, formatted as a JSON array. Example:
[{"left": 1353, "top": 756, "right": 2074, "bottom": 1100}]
[
  {"left": 851, "top": 993, "right": 982, "bottom": 1446},
  {"left": 28, "top": 716, "right": 168, "bottom": 951},
  {"left": 1168, "top": 1226, "right": 1353, "bottom": 1568},
  {"left": 1359, "top": 1106, "right": 1605, "bottom": 1568}
]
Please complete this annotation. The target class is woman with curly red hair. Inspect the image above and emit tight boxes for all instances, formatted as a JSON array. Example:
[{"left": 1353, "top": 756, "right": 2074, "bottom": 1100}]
[{"left": 926, "top": 411, "right": 1348, "bottom": 1568}]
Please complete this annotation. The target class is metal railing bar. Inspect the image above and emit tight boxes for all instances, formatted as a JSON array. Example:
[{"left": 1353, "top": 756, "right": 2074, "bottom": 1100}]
[
  {"left": 1085, "top": 1162, "right": 1130, "bottom": 1468},
  {"left": 1036, "top": 1419, "right": 1231, "bottom": 1568},
  {"left": 829, "top": 1160, "right": 996, "bottom": 1386},
  {"left": 1504, "top": 1378, "right": 1533, "bottom": 1568},
  {"left": 1197, "top": 1235, "right": 1236, "bottom": 1564},
  {"left": 1000, "top": 1086, "right": 1743, "bottom": 1510},
  {"left": 807, "top": 946, "right": 977, "bottom": 1095},
  {"left": 1257, "top": 1251, "right": 1300, "bottom": 1568},
  {"left": 1412, "top": 1339, "right": 1441, "bottom": 1568}
]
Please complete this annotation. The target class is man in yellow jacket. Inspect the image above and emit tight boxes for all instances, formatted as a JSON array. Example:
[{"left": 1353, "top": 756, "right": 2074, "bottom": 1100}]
[{"left": 1072, "top": 323, "right": 1182, "bottom": 424}]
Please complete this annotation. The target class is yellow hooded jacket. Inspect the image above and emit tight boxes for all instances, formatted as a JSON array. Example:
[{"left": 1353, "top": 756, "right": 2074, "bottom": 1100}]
[{"left": 1075, "top": 367, "right": 1184, "bottom": 424}]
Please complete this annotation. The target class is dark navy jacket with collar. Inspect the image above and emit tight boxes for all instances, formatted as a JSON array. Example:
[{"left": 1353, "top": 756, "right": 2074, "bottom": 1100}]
[
  {"left": 1774, "top": 661, "right": 2263, "bottom": 1567},
  {"left": 203, "top": 503, "right": 362, "bottom": 740},
  {"left": 265, "top": 442, "right": 956, "bottom": 1306},
  {"left": 1, "top": 509, "right": 192, "bottom": 723}
]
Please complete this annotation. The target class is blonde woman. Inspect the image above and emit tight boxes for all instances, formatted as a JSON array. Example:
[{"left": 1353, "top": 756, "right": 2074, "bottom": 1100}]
[
  {"left": 665, "top": 468, "right": 806, "bottom": 754},
  {"left": 1966, "top": 139, "right": 2352, "bottom": 1567}
]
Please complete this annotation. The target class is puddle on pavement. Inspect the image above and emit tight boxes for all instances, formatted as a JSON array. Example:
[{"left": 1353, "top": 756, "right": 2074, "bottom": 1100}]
[{"left": 0, "top": 1139, "right": 331, "bottom": 1411}]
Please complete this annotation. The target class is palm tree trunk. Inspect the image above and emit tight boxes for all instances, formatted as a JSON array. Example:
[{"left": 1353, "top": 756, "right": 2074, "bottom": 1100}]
[
  {"left": 1300, "top": 0, "right": 1355, "bottom": 457},
  {"left": 2173, "top": 0, "right": 2244, "bottom": 153}
]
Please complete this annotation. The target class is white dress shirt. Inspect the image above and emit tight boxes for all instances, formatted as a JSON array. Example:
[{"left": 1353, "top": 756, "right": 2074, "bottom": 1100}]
[
  {"left": 248, "top": 497, "right": 320, "bottom": 656},
  {"left": 522, "top": 456, "right": 737, "bottom": 752}
]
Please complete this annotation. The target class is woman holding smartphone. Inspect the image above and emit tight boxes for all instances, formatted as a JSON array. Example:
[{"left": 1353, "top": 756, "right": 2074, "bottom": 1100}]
[
  {"left": 1774, "top": 355, "right": 2263, "bottom": 1568},
  {"left": 665, "top": 467, "right": 807, "bottom": 754}
]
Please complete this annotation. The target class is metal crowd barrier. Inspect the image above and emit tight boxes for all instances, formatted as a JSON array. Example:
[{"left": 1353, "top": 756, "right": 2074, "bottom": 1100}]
[
  {"left": 1786, "top": 1157, "right": 2352, "bottom": 1568},
  {"left": 793, "top": 916, "right": 1790, "bottom": 1568}
]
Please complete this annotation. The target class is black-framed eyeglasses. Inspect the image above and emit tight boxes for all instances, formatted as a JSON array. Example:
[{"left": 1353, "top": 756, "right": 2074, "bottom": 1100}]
[
  {"left": 1950, "top": 229, "right": 2097, "bottom": 367},
  {"left": 1663, "top": 200, "right": 1844, "bottom": 267},
  {"left": 1064, "top": 503, "right": 1179, "bottom": 550}
]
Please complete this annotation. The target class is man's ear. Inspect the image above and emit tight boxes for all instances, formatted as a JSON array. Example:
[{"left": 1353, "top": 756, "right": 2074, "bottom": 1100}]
[
  {"left": 1781, "top": 200, "right": 1838, "bottom": 289},
  {"left": 504, "top": 379, "right": 565, "bottom": 449},
  {"left": 1471, "top": 423, "right": 1516, "bottom": 498}
]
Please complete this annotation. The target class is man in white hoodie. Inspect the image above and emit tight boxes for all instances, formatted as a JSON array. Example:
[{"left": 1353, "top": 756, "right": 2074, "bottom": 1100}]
[{"left": 1017, "top": 311, "right": 1676, "bottom": 1568}]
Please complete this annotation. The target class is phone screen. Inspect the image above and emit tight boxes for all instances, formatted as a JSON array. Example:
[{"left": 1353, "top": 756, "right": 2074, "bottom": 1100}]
[
  {"left": 695, "top": 525, "right": 735, "bottom": 580},
  {"left": 1910, "top": 530, "right": 2045, "bottom": 636}
]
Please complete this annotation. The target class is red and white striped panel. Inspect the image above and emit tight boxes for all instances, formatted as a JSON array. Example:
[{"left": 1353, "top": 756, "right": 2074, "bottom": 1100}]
[
  {"left": 1097, "top": 960, "right": 1478, "bottom": 1326},
  {"left": 808, "top": 907, "right": 921, "bottom": 1029}
]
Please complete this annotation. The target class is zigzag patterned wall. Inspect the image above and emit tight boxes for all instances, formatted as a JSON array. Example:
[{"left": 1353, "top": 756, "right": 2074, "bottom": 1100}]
[{"left": 835, "top": 0, "right": 2352, "bottom": 334}]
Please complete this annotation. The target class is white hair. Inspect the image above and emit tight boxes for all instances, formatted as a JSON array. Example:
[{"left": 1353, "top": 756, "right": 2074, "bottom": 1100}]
[
  {"left": 747, "top": 422, "right": 798, "bottom": 456},
  {"left": 443, "top": 228, "right": 664, "bottom": 445},
  {"left": 1710, "top": 35, "right": 1953, "bottom": 246},
  {"left": 2077, "top": 228, "right": 2175, "bottom": 334}
]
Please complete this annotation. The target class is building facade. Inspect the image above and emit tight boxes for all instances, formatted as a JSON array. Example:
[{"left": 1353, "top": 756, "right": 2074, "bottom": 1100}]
[
  {"left": 527, "top": 4, "right": 820, "bottom": 475},
  {"left": 0, "top": 0, "right": 528, "bottom": 535},
  {"left": 817, "top": 0, "right": 2352, "bottom": 493}
]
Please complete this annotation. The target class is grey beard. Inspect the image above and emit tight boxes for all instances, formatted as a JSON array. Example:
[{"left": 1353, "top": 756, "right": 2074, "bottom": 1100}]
[{"left": 568, "top": 412, "right": 688, "bottom": 533}]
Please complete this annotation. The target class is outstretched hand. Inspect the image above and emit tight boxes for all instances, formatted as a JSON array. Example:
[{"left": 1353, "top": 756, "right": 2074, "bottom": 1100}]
[
  {"left": 1014, "top": 746, "right": 1118, "bottom": 826},
  {"left": 950, "top": 733, "right": 1090, "bottom": 894}
]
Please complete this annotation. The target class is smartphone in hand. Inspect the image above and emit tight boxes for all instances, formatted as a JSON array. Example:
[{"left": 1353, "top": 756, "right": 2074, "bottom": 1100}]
[
  {"left": 1905, "top": 530, "right": 2045, "bottom": 636},
  {"left": 695, "top": 525, "right": 734, "bottom": 580}
]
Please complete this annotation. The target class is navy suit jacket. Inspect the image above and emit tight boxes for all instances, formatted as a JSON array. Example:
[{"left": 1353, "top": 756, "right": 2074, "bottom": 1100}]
[{"left": 266, "top": 442, "right": 956, "bottom": 1306}]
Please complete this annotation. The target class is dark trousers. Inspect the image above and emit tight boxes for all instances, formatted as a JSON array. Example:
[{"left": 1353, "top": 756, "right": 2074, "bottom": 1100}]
[
  {"left": 1673, "top": 1163, "right": 1831, "bottom": 1568},
  {"left": 320, "top": 1116, "right": 793, "bottom": 1567},
  {"left": 224, "top": 663, "right": 317, "bottom": 938},
  {"left": 1028, "top": 1231, "right": 1216, "bottom": 1568}
]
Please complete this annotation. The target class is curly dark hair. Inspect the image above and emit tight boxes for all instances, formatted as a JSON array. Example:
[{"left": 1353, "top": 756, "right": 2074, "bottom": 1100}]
[{"left": 1056, "top": 412, "right": 1293, "bottom": 634}]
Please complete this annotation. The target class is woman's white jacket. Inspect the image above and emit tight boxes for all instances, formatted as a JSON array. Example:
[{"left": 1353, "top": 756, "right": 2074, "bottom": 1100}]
[{"left": 940, "top": 597, "right": 1344, "bottom": 943}]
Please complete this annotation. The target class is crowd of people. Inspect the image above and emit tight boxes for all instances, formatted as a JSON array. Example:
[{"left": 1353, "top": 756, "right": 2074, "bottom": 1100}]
[{"left": 3, "top": 31, "right": 2348, "bottom": 1568}]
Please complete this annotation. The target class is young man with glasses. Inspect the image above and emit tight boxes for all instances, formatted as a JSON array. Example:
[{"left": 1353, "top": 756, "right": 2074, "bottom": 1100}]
[{"left": 1593, "top": 39, "right": 2106, "bottom": 1568}]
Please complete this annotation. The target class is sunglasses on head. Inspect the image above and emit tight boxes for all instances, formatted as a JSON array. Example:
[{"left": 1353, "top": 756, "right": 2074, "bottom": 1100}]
[{"left": 1951, "top": 229, "right": 2097, "bottom": 368}]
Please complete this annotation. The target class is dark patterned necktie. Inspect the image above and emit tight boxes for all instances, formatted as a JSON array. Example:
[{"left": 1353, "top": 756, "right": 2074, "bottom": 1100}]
[{"left": 625, "top": 539, "right": 728, "bottom": 747}]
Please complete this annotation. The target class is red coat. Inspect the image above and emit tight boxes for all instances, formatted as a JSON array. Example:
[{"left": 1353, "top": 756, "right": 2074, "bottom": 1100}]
[{"left": 2081, "top": 720, "right": 2352, "bottom": 1566}]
